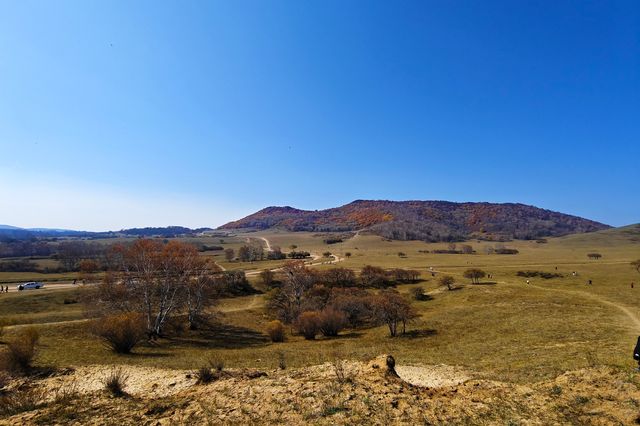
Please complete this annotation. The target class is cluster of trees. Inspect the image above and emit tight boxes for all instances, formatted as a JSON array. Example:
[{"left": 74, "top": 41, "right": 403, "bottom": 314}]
[
  {"left": 463, "top": 268, "right": 486, "bottom": 284},
  {"left": 237, "top": 244, "right": 265, "bottom": 262},
  {"left": 0, "top": 240, "right": 110, "bottom": 272},
  {"left": 323, "top": 238, "right": 343, "bottom": 245},
  {"left": 431, "top": 243, "right": 474, "bottom": 254},
  {"left": 224, "top": 245, "right": 289, "bottom": 262},
  {"left": 262, "top": 265, "right": 420, "bottom": 289},
  {"left": 266, "top": 261, "right": 419, "bottom": 338},
  {"left": 86, "top": 239, "right": 255, "bottom": 351},
  {"left": 0, "top": 240, "right": 55, "bottom": 258},
  {"left": 517, "top": 270, "right": 562, "bottom": 279},
  {"left": 483, "top": 244, "right": 519, "bottom": 255},
  {"left": 288, "top": 250, "right": 311, "bottom": 259}
]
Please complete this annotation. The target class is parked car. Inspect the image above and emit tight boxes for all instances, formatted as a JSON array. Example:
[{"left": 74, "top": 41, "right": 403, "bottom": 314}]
[{"left": 17, "top": 281, "right": 44, "bottom": 291}]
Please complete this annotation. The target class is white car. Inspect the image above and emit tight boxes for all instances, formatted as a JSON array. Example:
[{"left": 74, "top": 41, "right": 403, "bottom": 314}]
[{"left": 17, "top": 281, "right": 44, "bottom": 291}]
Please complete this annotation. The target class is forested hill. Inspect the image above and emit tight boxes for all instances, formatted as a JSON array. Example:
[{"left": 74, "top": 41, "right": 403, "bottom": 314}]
[{"left": 219, "top": 200, "right": 610, "bottom": 241}]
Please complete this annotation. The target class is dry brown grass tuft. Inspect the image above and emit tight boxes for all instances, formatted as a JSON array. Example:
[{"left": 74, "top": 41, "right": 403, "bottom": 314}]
[
  {"left": 90, "top": 312, "right": 146, "bottom": 354},
  {"left": 102, "top": 368, "right": 129, "bottom": 397},
  {"left": 266, "top": 320, "right": 285, "bottom": 342},
  {"left": 0, "top": 327, "right": 39, "bottom": 373}
]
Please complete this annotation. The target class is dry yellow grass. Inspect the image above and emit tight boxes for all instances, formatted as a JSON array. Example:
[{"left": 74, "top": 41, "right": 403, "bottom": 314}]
[{"left": 1, "top": 227, "right": 639, "bottom": 385}]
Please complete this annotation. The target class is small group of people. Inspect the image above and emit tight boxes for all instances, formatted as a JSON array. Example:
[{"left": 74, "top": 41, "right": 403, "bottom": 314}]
[{"left": 0, "top": 285, "right": 8, "bottom": 293}]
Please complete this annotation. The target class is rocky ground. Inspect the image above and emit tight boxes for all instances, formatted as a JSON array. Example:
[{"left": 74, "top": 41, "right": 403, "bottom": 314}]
[{"left": 2, "top": 355, "right": 640, "bottom": 425}]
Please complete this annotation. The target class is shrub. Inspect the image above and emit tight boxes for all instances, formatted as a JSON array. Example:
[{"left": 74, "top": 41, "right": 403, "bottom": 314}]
[
  {"left": 321, "top": 268, "right": 356, "bottom": 287},
  {"left": 439, "top": 275, "right": 455, "bottom": 290},
  {"left": 0, "top": 327, "right": 39, "bottom": 372},
  {"left": 91, "top": 312, "right": 146, "bottom": 354},
  {"left": 266, "top": 320, "right": 286, "bottom": 342},
  {"left": 260, "top": 269, "right": 276, "bottom": 287},
  {"left": 0, "top": 387, "right": 42, "bottom": 416},
  {"left": 411, "top": 286, "right": 427, "bottom": 300},
  {"left": 295, "top": 311, "right": 321, "bottom": 340},
  {"left": 329, "top": 288, "right": 374, "bottom": 328},
  {"left": 102, "top": 368, "right": 129, "bottom": 397},
  {"left": 318, "top": 307, "right": 347, "bottom": 337},
  {"left": 360, "top": 265, "right": 390, "bottom": 288},
  {"left": 372, "top": 290, "right": 418, "bottom": 337},
  {"left": 195, "top": 366, "right": 215, "bottom": 384}
]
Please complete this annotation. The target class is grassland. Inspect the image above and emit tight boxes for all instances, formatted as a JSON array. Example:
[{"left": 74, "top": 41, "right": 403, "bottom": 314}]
[{"left": 1, "top": 225, "right": 639, "bottom": 385}]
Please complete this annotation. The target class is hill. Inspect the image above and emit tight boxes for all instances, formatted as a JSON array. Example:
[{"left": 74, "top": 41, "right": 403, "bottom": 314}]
[{"left": 219, "top": 200, "right": 609, "bottom": 241}]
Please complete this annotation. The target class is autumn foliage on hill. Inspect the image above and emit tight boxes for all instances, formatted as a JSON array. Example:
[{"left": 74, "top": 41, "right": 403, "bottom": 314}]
[{"left": 219, "top": 200, "right": 608, "bottom": 241}]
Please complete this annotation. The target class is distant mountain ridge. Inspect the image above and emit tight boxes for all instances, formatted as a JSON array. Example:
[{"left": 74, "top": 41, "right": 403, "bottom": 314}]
[
  {"left": 0, "top": 225, "right": 213, "bottom": 240},
  {"left": 219, "top": 200, "right": 610, "bottom": 241}
]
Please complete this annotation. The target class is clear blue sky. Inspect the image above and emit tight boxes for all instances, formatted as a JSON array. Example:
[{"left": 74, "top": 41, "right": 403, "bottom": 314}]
[{"left": 1, "top": 1, "right": 638, "bottom": 230}]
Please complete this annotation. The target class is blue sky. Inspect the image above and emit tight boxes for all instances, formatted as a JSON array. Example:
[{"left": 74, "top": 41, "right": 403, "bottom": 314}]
[{"left": 1, "top": 1, "right": 638, "bottom": 230}]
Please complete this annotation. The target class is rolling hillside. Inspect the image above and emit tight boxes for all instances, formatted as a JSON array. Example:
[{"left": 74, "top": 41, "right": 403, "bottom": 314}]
[{"left": 219, "top": 200, "right": 610, "bottom": 241}]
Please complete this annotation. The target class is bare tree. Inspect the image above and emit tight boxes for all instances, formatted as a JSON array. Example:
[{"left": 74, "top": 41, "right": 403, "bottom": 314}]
[
  {"left": 463, "top": 268, "right": 486, "bottom": 284},
  {"left": 439, "top": 275, "right": 455, "bottom": 290},
  {"left": 98, "top": 240, "right": 220, "bottom": 338},
  {"left": 267, "top": 261, "right": 316, "bottom": 323},
  {"left": 224, "top": 248, "right": 235, "bottom": 262},
  {"left": 372, "top": 290, "right": 418, "bottom": 337}
]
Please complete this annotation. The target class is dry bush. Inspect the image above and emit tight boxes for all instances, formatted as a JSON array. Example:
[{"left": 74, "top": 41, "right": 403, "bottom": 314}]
[
  {"left": 328, "top": 288, "right": 374, "bottom": 328},
  {"left": 411, "top": 286, "right": 426, "bottom": 300},
  {"left": 0, "top": 386, "right": 43, "bottom": 416},
  {"left": 295, "top": 311, "right": 321, "bottom": 340},
  {"left": 318, "top": 307, "right": 347, "bottom": 337},
  {"left": 195, "top": 367, "right": 215, "bottom": 384},
  {"left": 51, "top": 381, "right": 79, "bottom": 405},
  {"left": 331, "top": 358, "right": 351, "bottom": 384},
  {"left": 91, "top": 312, "right": 146, "bottom": 354},
  {"left": 102, "top": 368, "right": 129, "bottom": 397},
  {"left": 0, "top": 327, "right": 39, "bottom": 373},
  {"left": 266, "top": 320, "right": 286, "bottom": 343}
]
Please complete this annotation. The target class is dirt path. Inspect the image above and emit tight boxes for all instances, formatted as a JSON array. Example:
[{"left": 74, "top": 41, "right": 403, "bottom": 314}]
[
  {"left": 218, "top": 294, "right": 262, "bottom": 313},
  {"left": 432, "top": 265, "right": 640, "bottom": 332},
  {"left": 529, "top": 283, "right": 640, "bottom": 331},
  {"left": 4, "top": 318, "right": 90, "bottom": 330}
]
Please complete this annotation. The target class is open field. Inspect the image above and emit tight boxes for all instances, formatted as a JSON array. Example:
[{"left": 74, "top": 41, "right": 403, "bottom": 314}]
[{"left": 1, "top": 226, "right": 639, "bottom": 387}]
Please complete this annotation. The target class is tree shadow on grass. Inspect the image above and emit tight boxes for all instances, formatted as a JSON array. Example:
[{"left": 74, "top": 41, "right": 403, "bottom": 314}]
[
  {"left": 399, "top": 329, "right": 437, "bottom": 339},
  {"left": 323, "top": 331, "right": 364, "bottom": 340},
  {"left": 170, "top": 322, "right": 269, "bottom": 349}
]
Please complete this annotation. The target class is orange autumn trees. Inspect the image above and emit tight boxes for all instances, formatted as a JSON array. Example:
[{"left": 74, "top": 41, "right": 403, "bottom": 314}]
[{"left": 92, "top": 239, "right": 221, "bottom": 338}]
